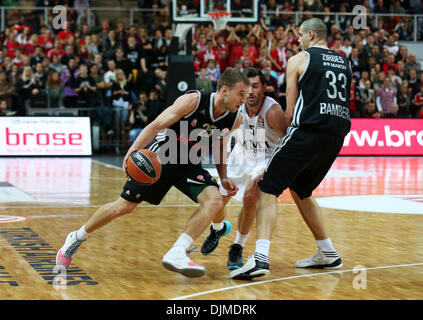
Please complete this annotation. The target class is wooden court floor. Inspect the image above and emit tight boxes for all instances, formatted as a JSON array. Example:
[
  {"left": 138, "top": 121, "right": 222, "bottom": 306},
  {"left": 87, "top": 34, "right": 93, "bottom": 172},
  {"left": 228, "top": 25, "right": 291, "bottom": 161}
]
[{"left": 0, "top": 156, "right": 422, "bottom": 300}]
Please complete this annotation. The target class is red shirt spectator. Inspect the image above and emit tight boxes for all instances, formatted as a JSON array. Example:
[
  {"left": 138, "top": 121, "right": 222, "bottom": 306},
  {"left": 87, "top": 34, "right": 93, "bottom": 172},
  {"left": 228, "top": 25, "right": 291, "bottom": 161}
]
[
  {"left": 383, "top": 54, "right": 398, "bottom": 74},
  {"left": 4, "top": 33, "right": 20, "bottom": 59},
  {"left": 58, "top": 21, "right": 74, "bottom": 43},
  {"left": 198, "top": 40, "right": 220, "bottom": 68},
  {"left": 270, "top": 39, "right": 287, "bottom": 73},
  {"left": 214, "top": 35, "right": 228, "bottom": 72},
  {"left": 239, "top": 43, "right": 256, "bottom": 69}
]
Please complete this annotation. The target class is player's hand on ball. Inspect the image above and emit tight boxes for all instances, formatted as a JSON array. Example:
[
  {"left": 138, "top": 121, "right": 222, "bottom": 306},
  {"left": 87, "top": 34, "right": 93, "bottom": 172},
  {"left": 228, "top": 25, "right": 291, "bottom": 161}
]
[
  {"left": 221, "top": 178, "right": 238, "bottom": 196},
  {"left": 123, "top": 147, "right": 139, "bottom": 176}
]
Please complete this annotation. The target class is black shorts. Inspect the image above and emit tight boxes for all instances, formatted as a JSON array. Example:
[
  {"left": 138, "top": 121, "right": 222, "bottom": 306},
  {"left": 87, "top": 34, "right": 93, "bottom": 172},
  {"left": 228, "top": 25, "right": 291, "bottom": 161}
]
[
  {"left": 259, "top": 127, "right": 345, "bottom": 199},
  {"left": 120, "top": 163, "right": 219, "bottom": 205}
]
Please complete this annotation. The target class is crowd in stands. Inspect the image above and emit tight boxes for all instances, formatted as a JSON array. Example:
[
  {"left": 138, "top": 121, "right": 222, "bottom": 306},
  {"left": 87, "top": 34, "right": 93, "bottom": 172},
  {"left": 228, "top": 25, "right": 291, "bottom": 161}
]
[{"left": 0, "top": 0, "right": 423, "bottom": 140}]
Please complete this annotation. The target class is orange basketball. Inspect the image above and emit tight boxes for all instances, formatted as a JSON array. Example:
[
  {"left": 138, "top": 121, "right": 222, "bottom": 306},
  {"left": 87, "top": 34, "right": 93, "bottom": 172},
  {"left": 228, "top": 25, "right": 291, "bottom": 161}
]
[{"left": 126, "top": 149, "right": 162, "bottom": 186}]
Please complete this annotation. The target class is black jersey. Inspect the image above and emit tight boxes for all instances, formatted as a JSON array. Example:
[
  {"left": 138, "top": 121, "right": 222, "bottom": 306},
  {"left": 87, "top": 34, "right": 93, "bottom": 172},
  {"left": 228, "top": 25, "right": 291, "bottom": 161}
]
[
  {"left": 148, "top": 90, "right": 238, "bottom": 165},
  {"left": 292, "top": 47, "right": 352, "bottom": 136}
]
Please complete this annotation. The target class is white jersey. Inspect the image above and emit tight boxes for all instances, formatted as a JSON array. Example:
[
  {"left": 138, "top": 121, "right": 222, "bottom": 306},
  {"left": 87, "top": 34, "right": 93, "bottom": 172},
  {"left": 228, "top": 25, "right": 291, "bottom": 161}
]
[{"left": 220, "top": 96, "right": 282, "bottom": 201}]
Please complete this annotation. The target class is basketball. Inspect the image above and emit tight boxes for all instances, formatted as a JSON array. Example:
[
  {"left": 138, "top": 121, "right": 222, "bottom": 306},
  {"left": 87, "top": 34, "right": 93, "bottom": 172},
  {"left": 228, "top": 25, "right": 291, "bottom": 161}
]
[{"left": 126, "top": 149, "right": 162, "bottom": 185}]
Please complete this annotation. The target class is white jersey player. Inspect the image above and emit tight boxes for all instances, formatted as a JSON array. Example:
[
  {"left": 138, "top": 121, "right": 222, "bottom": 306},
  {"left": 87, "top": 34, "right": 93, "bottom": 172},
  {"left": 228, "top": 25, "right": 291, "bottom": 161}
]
[{"left": 200, "top": 68, "right": 287, "bottom": 270}]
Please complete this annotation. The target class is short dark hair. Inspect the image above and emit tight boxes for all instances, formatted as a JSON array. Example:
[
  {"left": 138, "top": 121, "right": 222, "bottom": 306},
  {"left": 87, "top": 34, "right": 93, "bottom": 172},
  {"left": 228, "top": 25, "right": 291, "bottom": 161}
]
[
  {"left": 217, "top": 67, "right": 250, "bottom": 91},
  {"left": 244, "top": 67, "right": 266, "bottom": 86}
]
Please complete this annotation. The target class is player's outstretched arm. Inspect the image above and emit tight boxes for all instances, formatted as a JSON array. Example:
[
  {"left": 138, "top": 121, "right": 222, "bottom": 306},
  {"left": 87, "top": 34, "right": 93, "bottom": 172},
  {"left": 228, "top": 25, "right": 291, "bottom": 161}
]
[{"left": 122, "top": 92, "right": 200, "bottom": 172}]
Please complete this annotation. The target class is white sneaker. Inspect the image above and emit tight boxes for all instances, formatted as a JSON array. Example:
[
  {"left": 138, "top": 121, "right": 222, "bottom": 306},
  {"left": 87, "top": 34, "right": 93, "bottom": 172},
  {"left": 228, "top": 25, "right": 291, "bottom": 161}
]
[
  {"left": 162, "top": 246, "right": 206, "bottom": 278},
  {"left": 56, "top": 231, "right": 85, "bottom": 269},
  {"left": 295, "top": 248, "right": 342, "bottom": 269}
]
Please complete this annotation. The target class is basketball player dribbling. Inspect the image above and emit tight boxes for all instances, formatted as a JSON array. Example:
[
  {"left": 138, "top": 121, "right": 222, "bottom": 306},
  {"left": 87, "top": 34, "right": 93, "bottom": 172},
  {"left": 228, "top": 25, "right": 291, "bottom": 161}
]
[
  {"left": 56, "top": 68, "right": 250, "bottom": 278},
  {"left": 199, "top": 68, "right": 287, "bottom": 270},
  {"left": 231, "top": 18, "right": 352, "bottom": 280}
]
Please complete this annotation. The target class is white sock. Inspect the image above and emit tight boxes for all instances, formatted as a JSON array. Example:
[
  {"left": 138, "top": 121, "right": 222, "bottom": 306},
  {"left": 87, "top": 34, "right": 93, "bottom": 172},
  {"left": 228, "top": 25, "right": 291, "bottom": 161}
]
[
  {"left": 317, "top": 238, "right": 336, "bottom": 252},
  {"left": 212, "top": 221, "right": 224, "bottom": 231},
  {"left": 76, "top": 225, "right": 88, "bottom": 241},
  {"left": 173, "top": 233, "right": 193, "bottom": 251},
  {"left": 234, "top": 230, "right": 249, "bottom": 247},
  {"left": 255, "top": 239, "right": 270, "bottom": 257}
]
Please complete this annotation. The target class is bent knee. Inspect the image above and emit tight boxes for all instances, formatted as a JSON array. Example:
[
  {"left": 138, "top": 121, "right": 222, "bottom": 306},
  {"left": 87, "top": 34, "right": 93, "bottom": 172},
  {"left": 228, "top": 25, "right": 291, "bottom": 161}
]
[
  {"left": 113, "top": 199, "right": 138, "bottom": 217},
  {"left": 201, "top": 195, "right": 224, "bottom": 214}
]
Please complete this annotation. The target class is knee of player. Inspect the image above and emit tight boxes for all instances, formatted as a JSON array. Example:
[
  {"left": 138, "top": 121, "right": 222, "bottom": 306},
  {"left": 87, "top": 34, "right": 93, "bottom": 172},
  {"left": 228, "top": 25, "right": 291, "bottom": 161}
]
[
  {"left": 243, "top": 190, "right": 259, "bottom": 207},
  {"left": 201, "top": 195, "right": 224, "bottom": 214},
  {"left": 112, "top": 200, "right": 137, "bottom": 217}
]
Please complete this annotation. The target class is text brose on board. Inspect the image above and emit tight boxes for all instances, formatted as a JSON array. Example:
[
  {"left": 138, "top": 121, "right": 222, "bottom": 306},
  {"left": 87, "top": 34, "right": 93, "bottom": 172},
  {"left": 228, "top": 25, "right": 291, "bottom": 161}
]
[{"left": 0, "top": 117, "right": 92, "bottom": 156}]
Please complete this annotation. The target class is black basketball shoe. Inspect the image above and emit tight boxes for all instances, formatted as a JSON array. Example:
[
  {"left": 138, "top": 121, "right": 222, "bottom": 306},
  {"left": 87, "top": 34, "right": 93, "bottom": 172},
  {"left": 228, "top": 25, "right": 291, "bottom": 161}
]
[
  {"left": 227, "top": 244, "right": 243, "bottom": 270},
  {"left": 201, "top": 221, "right": 232, "bottom": 255}
]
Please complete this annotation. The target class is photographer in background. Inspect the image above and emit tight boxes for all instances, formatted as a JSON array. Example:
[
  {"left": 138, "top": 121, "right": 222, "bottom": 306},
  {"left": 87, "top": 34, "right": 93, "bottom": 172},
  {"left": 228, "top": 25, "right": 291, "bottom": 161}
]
[{"left": 128, "top": 98, "right": 148, "bottom": 144}]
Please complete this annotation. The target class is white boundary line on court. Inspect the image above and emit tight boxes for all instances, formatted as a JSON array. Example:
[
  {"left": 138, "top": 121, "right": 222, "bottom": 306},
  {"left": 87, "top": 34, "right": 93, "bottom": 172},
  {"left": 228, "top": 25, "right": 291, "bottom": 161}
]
[{"left": 170, "top": 262, "right": 423, "bottom": 300}]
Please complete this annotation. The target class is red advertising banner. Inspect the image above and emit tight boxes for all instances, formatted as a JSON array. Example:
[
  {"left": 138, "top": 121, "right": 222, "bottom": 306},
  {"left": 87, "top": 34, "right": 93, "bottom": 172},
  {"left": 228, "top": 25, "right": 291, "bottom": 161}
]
[{"left": 341, "top": 119, "right": 423, "bottom": 155}]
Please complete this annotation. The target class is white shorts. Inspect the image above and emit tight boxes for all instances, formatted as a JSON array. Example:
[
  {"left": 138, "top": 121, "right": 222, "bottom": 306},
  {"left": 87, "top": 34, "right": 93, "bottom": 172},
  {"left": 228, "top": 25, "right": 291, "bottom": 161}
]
[{"left": 218, "top": 146, "right": 267, "bottom": 202}]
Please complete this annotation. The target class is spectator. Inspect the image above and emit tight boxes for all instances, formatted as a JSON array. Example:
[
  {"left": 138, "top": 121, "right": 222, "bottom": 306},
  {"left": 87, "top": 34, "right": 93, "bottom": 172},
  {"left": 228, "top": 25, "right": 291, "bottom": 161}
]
[
  {"left": 270, "top": 39, "right": 286, "bottom": 73},
  {"left": 349, "top": 76, "right": 362, "bottom": 118},
  {"left": 83, "top": 35, "right": 97, "bottom": 59},
  {"left": 100, "top": 30, "right": 121, "bottom": 60},
  {"left": 128, "top": 100, "right": 148, "bottom": 144},
  {"left": 363, "top": 100, "right": 382, "bottom": 118},
  {"left": 383, "top": 53, "right": 398, "bottom": 74},
  {"left": 90, "top": 64, "right": 114, "bottom": 136},
  {"left": 408, "top": 69, "right": 420, "bottom": 98},
  {"left": 395, "top": 45, "right": 408, "bottom": 64},
  {"left": 0, "top": 71, "right": 15, "bottom": 107},
  {"left": 45, "top": 71, "right": 64, "bottom": 109},
  {"left": 30, "top": 46, "right": 45, "bottom": 67},
  {"left": 11, "top": 48, "right": 25, "bottom": 69},
  {"left": 397, "top": 84, "right": 412, "bottom": 117},
  {"left": 49, "top": 54, "right": 65, "bottom": 74},
  {"left": 154, "top": 68, "right": 167, "bottom": 101},
  {"left": 411, "top": 83, "right": 423, "bottom": 118},
  {"left": 23, "top": 34, "right": 39, "bottom": 57},
  {"left": 198, "top": 39, "right": 220, "bottom": 69},
  {"left": 396, "top": 60, "right": 407, "bottom": 80},
  {"left": 206, "top": 59, "right": 220, "bottom": 91},
  {"left": 104, "top": 59, "right": 117, "bottom": 106},
  {"left": 145, "top": 89, "right": 162, "bottom": 120},
  {"left": 384, "top": 103, "right": 399, "bottom": 118},
  {"left": 262, "top": 60, "right": 279, "bottom": 100},
  {"left": 214, "top": 34, "right": 228, "bottom": 72},
  {"left": 388, "top": 66, "right": 402, "bottom": 91},
  {"left": 125, "top": 36, "right": 142, "bottom": 70},
  {"left": 15, "top": 66, "right": 35, "bottom": 115},
  {"left": 360, "top": 80, "right": 376, "bottom": 112},
  {"left": 4, "top": 32, "right": 20, "bottom": 59},
  {"left": 377, "top": 77, "right": 397, "bottom": 115},
  {"left": 61, "top": 57, "right": 79, "bottom": 108},
  {"left": 61, "top": 44, "right": 76, "bottom": 67},
  {"left": 383, "top": 35, "right": 399, "bottom": 56},
  {"left": 0, "top": 99, "right": 14, "bottom": 116},
  {"left": 112, "top": 68, "right": 132, "bottom": 125},
  {"left": 405, "top": 53, "right": 421, "bottom": 76},
  {"left": 75, "top": 64, "right": 96, "bottom": 108},
  {"left": 373, "top": 71, "right": 386, "bottom": 92},
  {"left": 196, "top": 66, "right": 213, "bottom": 93},
  {"left": 370, "top": 44, "right": 384, "bottom": 67},
  {"left": 349, "top": 48, "right": 364, "bottom": 79},
  {"left": 58, "top": 21, "right": 74, "bottom": 43},
  {"left": 47, "top": 40, "right": 66, "bottom": 60},
  {"left": 340, "top": 37, "right": 352, "bottom": 58},
  {"left": 114, "top": 48, "right": 133, "bottom": 79}
]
